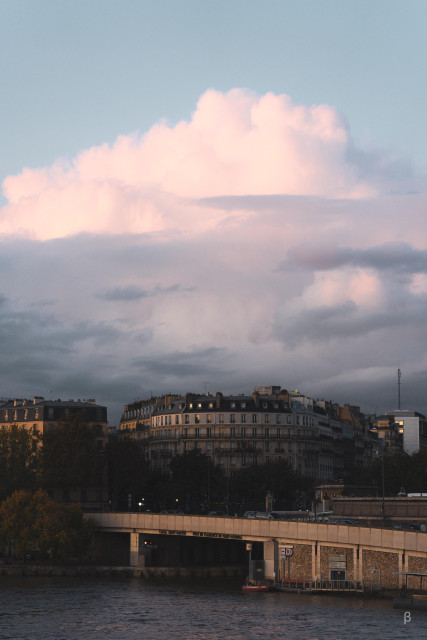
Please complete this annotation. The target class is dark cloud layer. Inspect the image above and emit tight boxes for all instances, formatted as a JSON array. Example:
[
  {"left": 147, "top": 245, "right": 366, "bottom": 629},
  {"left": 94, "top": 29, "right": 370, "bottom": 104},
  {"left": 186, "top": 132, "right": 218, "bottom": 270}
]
[{"left": 283, "top": 242, "right": 427, "bottom": 274}]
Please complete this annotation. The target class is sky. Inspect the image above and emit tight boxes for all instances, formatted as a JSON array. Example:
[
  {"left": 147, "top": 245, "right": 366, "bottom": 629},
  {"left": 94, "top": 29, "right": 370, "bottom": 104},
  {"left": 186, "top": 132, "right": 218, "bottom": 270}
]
[{"left": 1, "top": 0, "right": 427, "bottom": 425}]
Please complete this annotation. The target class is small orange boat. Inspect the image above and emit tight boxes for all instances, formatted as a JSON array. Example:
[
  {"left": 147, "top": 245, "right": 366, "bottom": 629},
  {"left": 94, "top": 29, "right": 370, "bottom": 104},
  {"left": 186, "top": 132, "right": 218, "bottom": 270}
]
[{"left": 242, "top": 584, "right": 275, "bottom": 592}]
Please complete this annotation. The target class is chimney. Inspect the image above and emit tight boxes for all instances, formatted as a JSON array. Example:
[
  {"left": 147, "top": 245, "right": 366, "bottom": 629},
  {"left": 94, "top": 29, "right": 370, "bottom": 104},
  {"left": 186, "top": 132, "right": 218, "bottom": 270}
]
[
  {"left": 252, "top": 391, "right": 259, "bottom": 408},
  {"left": 215, "top": 392, "right": 223, "bottom": 408}
]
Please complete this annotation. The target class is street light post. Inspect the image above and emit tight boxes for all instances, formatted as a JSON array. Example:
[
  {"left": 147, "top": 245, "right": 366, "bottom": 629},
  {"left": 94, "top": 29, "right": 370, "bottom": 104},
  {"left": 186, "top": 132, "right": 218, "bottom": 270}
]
[{"left": 378, "top": 442, "right": 386, "bottom": 528}]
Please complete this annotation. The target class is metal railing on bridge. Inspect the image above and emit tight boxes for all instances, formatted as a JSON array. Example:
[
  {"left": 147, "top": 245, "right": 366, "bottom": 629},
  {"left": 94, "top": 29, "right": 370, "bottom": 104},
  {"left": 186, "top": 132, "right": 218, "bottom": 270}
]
[{"left": 276, "top": 579, "right": 368, "bottom": 593}]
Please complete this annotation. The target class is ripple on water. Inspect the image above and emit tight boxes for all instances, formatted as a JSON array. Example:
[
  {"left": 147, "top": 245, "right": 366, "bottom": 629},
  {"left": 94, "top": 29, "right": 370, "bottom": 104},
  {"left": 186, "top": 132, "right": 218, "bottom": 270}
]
[{"left": 0, "top": 578, "right": 426, "bottom": 640}]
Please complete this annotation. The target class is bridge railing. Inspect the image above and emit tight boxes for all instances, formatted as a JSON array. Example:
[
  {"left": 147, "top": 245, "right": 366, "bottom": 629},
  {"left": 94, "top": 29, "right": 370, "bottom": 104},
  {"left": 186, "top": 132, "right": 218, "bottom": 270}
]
[{"left": 277, "top": 579, "right": 365, "bottom": 592}]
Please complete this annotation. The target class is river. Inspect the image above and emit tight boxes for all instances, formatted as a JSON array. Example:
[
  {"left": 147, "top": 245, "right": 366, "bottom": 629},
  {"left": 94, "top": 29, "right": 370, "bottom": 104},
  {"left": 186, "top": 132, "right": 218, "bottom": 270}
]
[{"left": 0, "top": 576, "right": 425, "bottom": 640}]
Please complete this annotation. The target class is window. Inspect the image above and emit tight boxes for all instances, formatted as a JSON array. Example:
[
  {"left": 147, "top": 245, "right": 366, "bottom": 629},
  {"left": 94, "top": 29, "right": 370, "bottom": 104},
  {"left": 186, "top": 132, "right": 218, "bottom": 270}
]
[
  {"left": 241, "top": 427, "right": 246, "bottom": 437},
  {"left": 265, "top": 414, "right": 270, "bottom": 423},
  {"left": 206, "top": 427, "right": 211, "bottom": 438},
  {"left": 184, "top": 415, "right": 190, "bottom": 424},
  {"left": 242, "top": 455, "right": 247, "bottom": 466},
  {"left": 252, "top": 414, "right": 257, "bottom": 423},
  {"left": 230, "top": 427, "right": 235, "bottom": 436},
  {"left": 207, "top": 414, "right": 212, "bottom": 424},
  {"left": 194, "top": 428, "right": 199, "bottom": 437},
  {"left": 252, "top": 427, "right": 257, "bottom": 437},
  {"left": 265, "top": 427, "right": 270, "bottom": 437},
  {"left": 230, "top": 456, "right": 236, "bottom": 466},
  {"left": 230, "top": 414, "right": 235, "bottom": 423},
  {"left": 276, "top": 414, "right": 281, "bottom": 424},
  {"left": 241, "top": 414, "right": 246, "bottom": 423},
  {"left": 195, "top": 414, "right": 200, "bottom": 424},
  {"left": 175, "top": 415, "right": 180, "bottom": 425},
  {"left": 219, "top": 414, "right": 224, "bottom": 423}
]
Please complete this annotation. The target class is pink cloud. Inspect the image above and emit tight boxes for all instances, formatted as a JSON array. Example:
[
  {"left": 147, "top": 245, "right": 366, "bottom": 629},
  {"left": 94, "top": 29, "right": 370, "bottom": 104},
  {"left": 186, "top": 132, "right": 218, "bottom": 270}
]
[{"left": 1, "top": 89, "right": 377, "bottom": 240}]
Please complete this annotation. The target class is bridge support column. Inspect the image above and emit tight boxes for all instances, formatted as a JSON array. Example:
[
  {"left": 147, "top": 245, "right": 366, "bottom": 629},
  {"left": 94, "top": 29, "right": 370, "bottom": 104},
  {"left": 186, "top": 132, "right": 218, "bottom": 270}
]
[
  {"left": 263, "top": 540, "right": 277, "bottom": 581},
  {"left": 312, "top": 543, "right": 320, "bottom": 579},
  {"left": 130, "top": 532, "right": 144, "bottom": 568},
  {"left": 353, "top": 546, "right": 362, "bottom": 582},
  {"left": 397, "top": 549, "right": 408, "bottom": 588}
]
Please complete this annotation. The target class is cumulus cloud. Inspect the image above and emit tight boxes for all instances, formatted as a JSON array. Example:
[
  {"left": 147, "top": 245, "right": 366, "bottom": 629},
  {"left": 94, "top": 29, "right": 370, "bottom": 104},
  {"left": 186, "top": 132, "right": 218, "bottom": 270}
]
[
  {"left": 1, "top": 89, "right": 427, "bottom": 422},
  {"left": 0, "top": 89, "right": 382, "bottom": 241}
]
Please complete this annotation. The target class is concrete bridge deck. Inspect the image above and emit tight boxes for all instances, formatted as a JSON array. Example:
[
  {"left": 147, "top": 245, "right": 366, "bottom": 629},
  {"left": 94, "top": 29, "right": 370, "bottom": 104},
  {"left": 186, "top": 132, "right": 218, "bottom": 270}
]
[{"left": 87, "top": 512, "right": 427, "bottom": 589}]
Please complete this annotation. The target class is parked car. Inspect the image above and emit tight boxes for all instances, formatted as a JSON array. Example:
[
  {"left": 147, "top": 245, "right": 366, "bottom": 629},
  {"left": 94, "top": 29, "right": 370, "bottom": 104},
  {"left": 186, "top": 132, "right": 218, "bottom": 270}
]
[{"left": 159, "top": 509, "right": 184, "bottom": 515}]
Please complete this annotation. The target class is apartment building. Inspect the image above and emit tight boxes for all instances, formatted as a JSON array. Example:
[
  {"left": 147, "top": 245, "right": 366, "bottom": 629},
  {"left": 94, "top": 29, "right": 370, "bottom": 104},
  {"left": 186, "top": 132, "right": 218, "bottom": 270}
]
[
  {"left": 119, "top": 387, "right": 377, "bottom": 481},
  {"left": 0, "top": 396, "right": 109, "bottom": 448}
]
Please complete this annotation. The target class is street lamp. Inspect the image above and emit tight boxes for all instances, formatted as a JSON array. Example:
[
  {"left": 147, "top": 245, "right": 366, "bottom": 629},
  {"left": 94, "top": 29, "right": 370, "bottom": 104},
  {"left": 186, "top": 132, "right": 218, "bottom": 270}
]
[{"left": 377, "top": 443, "right": 386, "bottom": 527}]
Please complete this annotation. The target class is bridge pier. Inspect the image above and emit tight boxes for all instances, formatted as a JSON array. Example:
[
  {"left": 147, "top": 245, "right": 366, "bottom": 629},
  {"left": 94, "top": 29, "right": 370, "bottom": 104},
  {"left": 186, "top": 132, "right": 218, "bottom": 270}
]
[
  {"left": 130, "top": 533, "right": 145, "bottom": 568},
  {"left": 263, "top": 539, "right": 277, "bottom": 580}
]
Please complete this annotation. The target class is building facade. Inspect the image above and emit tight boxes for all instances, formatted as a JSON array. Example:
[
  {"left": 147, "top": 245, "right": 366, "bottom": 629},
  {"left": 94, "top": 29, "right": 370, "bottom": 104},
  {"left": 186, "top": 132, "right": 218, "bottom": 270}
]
[
  {"left": 119, "top": 387, "right": 377, "bottom": 481},
  {"left": 0, "top": 396, "right": 109, "bottom": 447}
]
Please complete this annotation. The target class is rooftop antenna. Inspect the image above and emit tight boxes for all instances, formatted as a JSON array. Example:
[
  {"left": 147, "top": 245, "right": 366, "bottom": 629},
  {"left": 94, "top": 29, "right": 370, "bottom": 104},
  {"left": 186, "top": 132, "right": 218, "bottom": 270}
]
[{"left": 397, "top": 368, "right": 402, "bottom": 410}]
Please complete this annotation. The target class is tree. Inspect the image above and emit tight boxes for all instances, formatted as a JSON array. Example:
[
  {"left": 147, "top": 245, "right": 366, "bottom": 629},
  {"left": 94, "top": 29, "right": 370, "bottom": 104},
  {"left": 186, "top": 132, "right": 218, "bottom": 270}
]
[
  {"left": 347, "top": 451, "right": 412, "bottom": 496},
  {"left": 233, "top": 460, "right": 314, "bottom": 511},
  {"left": 106, "top": 438, "right": 153, "bottom": 510},
  {"left": 168, "top": 451, "right": 222, "bottom": 513},
  {"left": 0, "top": 489, "right": 93, "bottom": 561},
  {"left": 0, "top": 425, "right": 38, "bottom": 501},
  {"left": 39, "top": 413, "right": 106, "bottom": 495}
]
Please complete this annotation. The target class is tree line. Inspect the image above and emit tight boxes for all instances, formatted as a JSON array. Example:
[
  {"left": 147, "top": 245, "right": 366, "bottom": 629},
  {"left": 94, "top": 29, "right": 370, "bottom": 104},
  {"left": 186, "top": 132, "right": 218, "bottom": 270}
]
[{"left": 1, "top": 416, "right": 426, "bottom": 561}]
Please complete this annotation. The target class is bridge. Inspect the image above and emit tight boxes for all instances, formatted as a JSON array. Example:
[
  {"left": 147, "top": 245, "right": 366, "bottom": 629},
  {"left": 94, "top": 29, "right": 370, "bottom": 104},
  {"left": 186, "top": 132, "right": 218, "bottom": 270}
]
[{"left": 88, "top": 512, "right": 427, "bottom": 590}]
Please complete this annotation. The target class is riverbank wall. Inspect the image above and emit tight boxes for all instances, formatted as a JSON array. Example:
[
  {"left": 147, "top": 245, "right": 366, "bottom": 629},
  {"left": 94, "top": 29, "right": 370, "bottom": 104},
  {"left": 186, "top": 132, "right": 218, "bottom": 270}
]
[{"left": 0, "top": 564, "right": 246, "bottom": 579}]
